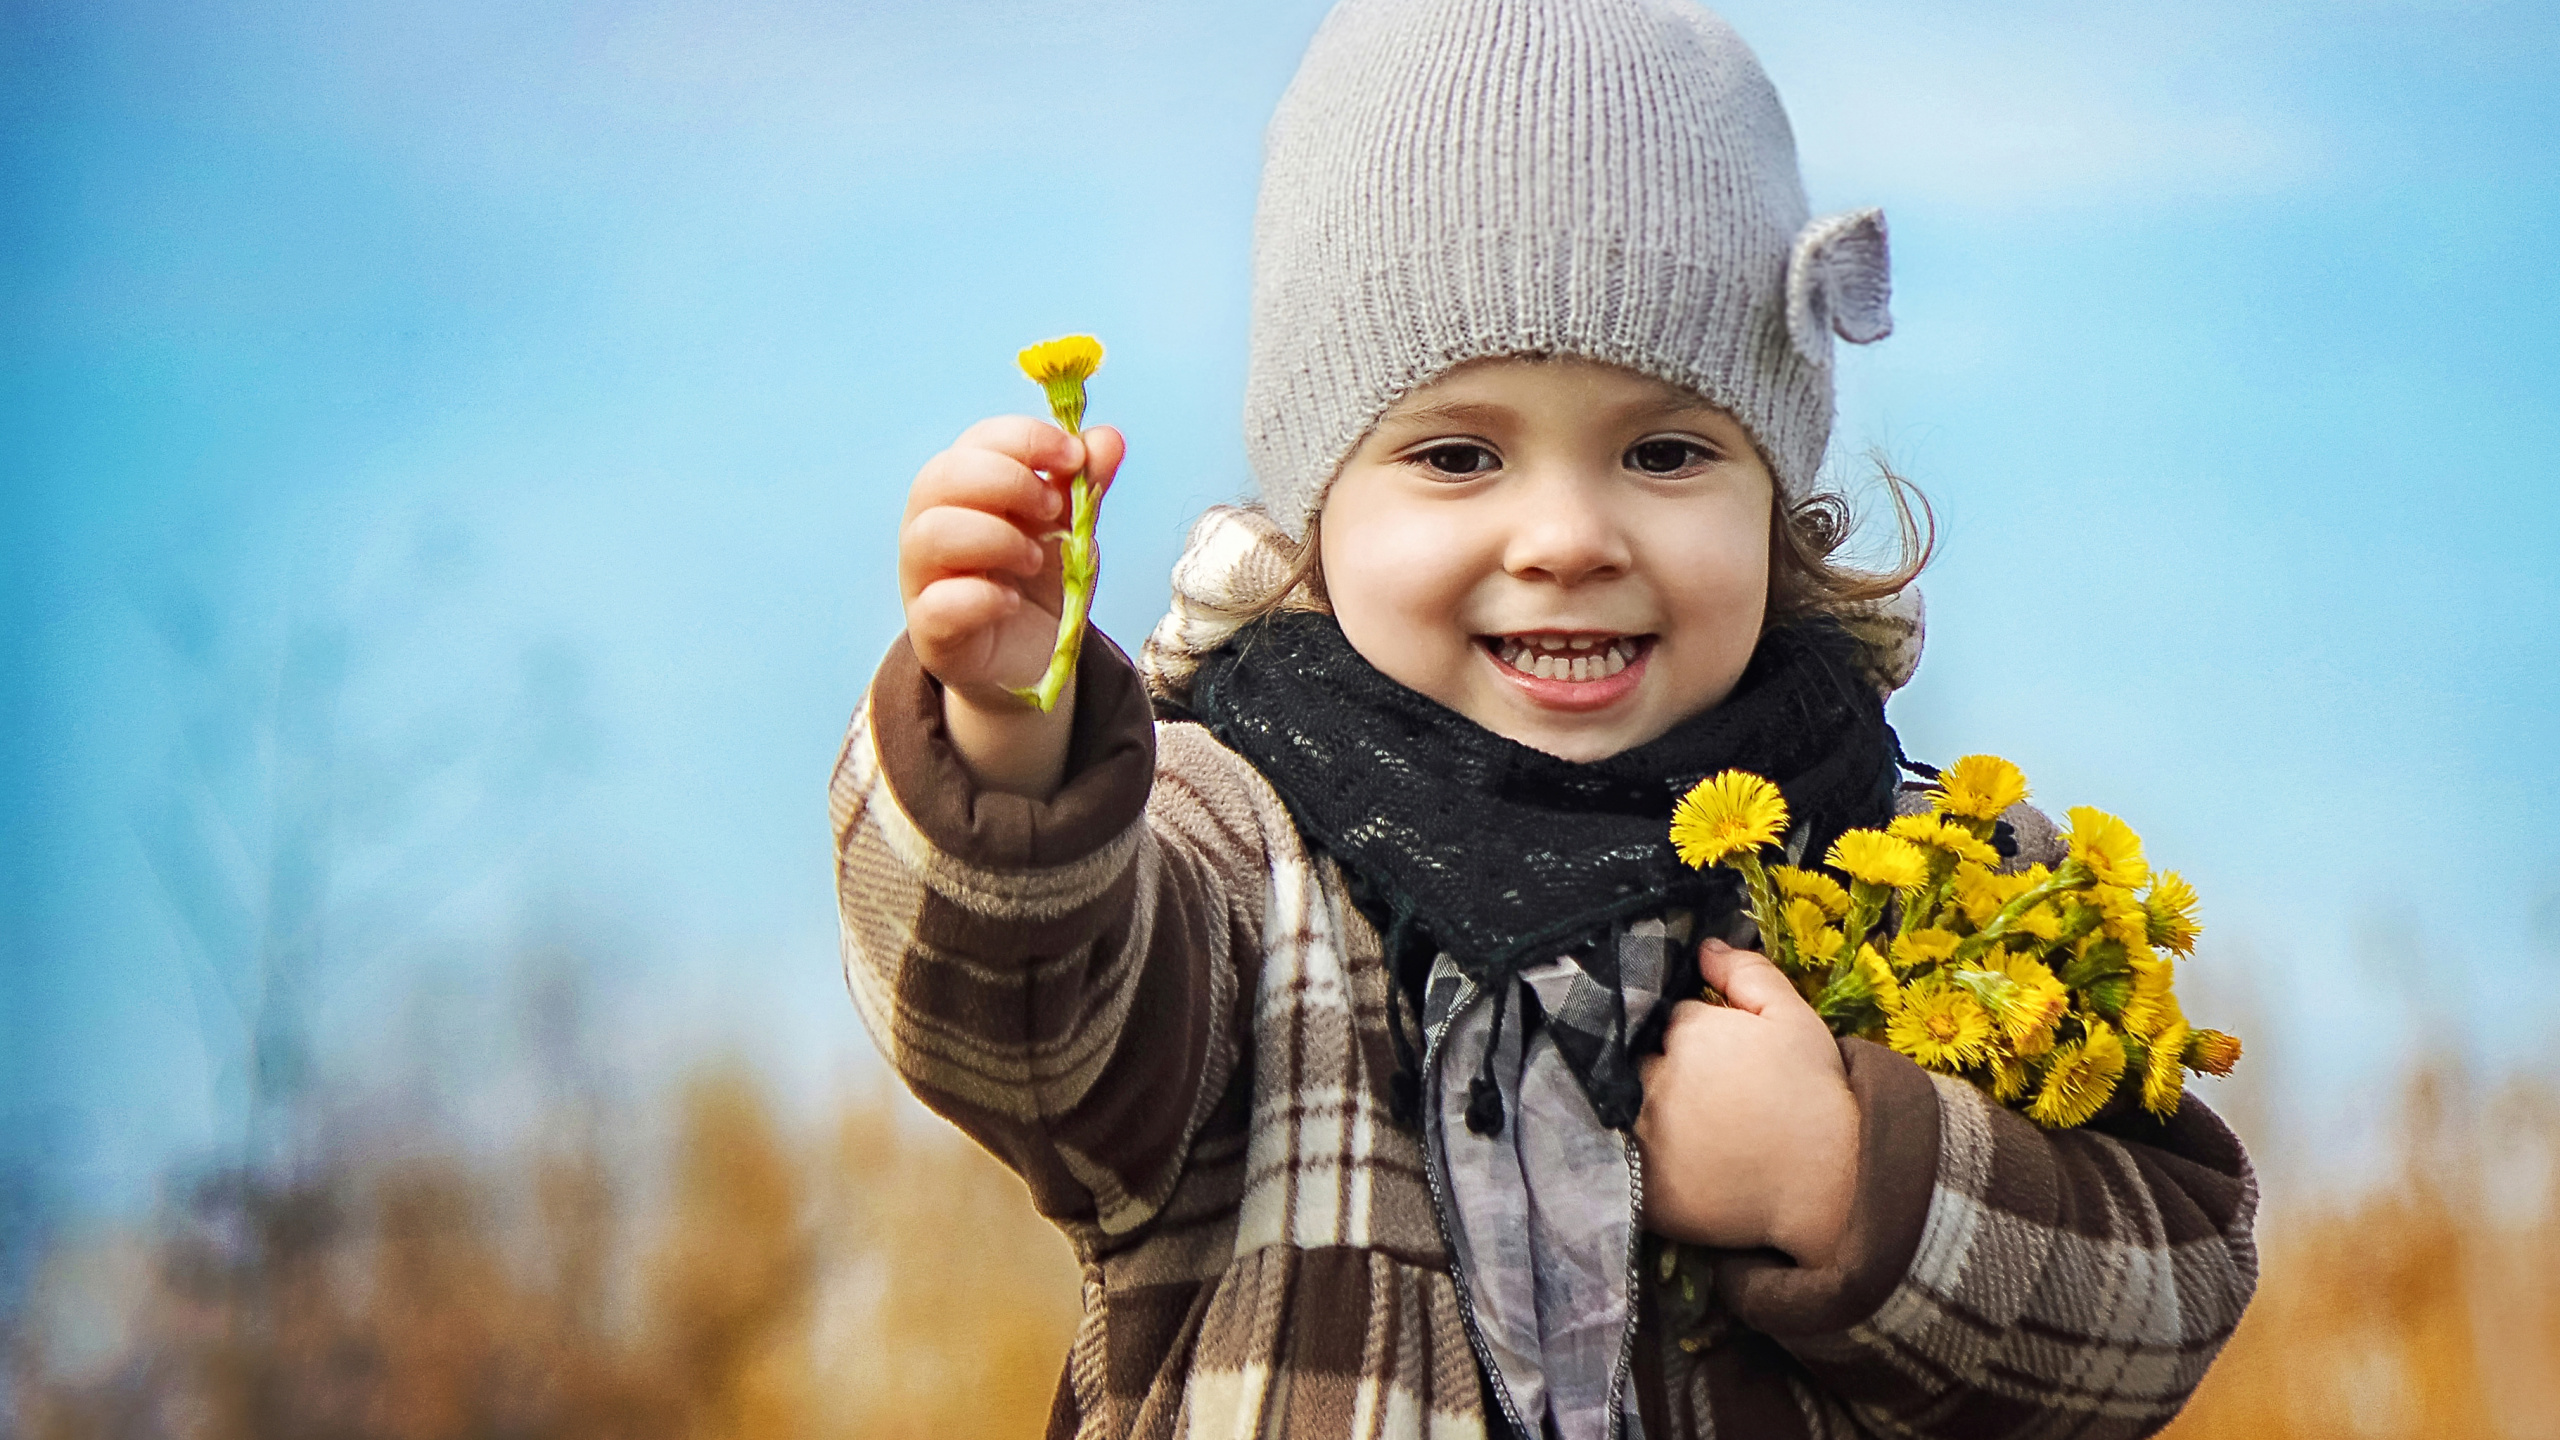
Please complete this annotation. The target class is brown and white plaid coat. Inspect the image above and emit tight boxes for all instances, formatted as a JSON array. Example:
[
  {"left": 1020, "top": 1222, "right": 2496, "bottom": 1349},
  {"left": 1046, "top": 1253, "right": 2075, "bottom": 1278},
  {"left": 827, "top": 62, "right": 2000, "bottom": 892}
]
[{"left": 832, "top": 633, "right": 2258, "bottom": 1440}]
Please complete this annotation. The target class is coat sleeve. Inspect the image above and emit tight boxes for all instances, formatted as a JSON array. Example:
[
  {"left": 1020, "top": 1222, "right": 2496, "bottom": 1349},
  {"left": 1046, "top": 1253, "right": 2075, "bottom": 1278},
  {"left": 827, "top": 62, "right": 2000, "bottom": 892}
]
[
  {"left": 829, "top": 631, "right": 1272, "bottom": 1239},
  {"left": 1713, "top": 1046, "right": 2259, "bottom": 1439},
  {"left": 1708, "top": 795, "right": 2260, "bottom": 1439}
]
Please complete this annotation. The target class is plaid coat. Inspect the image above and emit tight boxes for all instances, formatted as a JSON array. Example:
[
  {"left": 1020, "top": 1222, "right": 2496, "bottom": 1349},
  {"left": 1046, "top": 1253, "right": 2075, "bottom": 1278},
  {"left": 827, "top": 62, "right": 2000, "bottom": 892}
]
[{"left": 832, "top": 633, "right": 2258, "bottom": 1440}]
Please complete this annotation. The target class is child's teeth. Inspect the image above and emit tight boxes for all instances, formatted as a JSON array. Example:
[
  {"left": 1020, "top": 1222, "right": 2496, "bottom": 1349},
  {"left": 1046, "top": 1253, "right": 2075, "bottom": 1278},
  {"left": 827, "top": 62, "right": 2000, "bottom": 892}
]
[{"left": 1495, "top": 635, "right": 1641, "bottom": 680}]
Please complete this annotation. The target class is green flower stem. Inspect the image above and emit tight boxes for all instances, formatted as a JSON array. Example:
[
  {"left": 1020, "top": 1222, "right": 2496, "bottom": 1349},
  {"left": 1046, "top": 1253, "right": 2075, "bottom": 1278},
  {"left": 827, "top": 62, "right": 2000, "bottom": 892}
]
[
  {"left": 1951, "top": 860, "right": 2091, "bottom": 965},
  {"left": 1006, "top": 373, "right": 1102, "bottom": 714},
  {"left": 1730, "top": 851, "right": 1797, "bottom": 972},
  {"left": 1009, "top": 467, "right": 1100, "bottom": 713},
  {"left": 1833, "top": 881, "right": 1886, "bottom": 978},
  {"left": 1900, "top": 854, "right": 1959, "bottom": 938}
]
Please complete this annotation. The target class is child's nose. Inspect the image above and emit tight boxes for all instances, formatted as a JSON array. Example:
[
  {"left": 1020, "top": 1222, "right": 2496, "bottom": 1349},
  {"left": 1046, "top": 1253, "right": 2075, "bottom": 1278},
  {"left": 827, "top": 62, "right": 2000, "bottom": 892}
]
[{"left": 1501, "top": 473, "right": 1633, "bottom": 587}]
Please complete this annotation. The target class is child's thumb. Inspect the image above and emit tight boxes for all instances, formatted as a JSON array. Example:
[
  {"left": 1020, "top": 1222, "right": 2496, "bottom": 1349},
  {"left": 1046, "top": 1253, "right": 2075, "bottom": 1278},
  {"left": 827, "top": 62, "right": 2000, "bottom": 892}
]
[
  {"left": 1695, "top": 937, "right": 1798, "bottom": 1018},
  {"left": 1081, "top": 425, "right": 1127, "bottom": 502}
]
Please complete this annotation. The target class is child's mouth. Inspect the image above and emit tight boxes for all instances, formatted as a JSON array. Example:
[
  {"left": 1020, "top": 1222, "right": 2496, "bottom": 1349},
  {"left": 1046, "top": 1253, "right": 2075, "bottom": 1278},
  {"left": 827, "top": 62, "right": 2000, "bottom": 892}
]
[{"left": 1479, "top": 632, "right": 1654, "bottom": 710}]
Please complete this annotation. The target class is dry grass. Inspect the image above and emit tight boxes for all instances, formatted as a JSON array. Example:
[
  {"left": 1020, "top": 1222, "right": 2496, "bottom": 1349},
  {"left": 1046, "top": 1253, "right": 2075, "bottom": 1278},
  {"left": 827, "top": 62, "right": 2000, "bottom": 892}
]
[
  {"left": 12, "top": 1061, "right": 2556, "bottom": 1437},
  {"left": 10, "top": 1068, "right": 1079, "bottom": 1440}
]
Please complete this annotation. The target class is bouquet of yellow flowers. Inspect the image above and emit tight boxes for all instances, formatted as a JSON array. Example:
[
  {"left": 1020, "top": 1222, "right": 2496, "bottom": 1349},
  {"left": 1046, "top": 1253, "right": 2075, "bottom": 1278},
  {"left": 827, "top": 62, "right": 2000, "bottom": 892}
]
[{"left": 1666, "top": 755, "right": 2240, "bottom": 1129}]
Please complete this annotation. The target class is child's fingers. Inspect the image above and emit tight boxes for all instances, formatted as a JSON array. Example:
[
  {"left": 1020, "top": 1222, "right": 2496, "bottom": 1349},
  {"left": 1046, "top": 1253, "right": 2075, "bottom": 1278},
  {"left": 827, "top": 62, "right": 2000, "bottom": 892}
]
[
  {"left": 1695, "top": 938, "right": 1813, "bottom": 1023},
  {"left": 906, "top": 575, "right": 1025, "bottom": 662},
  {"left": 910, "top": 439, "right": 1067, "bottom": 529},
  {"left": 948, "top": 415, "right": 1087, "bottom": 488},
  {"left": 899, "top": 506, "right": 1048, "bottom": 598}
]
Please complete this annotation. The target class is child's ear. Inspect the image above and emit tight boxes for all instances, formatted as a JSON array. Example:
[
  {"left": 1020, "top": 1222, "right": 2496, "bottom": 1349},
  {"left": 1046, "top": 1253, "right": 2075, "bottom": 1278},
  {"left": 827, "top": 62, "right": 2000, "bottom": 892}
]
[{"left": 1785, "top": 208, "right": 1895, "bottom": 365}]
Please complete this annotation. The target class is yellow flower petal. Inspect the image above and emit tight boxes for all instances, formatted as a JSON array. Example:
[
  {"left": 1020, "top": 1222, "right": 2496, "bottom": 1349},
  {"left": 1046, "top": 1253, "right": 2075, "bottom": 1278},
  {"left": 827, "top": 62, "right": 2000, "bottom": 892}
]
[
  {"left": 1772, "top": 865, "right": 1850, "bottom": 920},
  {"left": 1669, "top": 771, "right": 1790, "bottom": 869},
  {"left": 1895, "top": 927, "right": 1963, "bottom": 968},
  {"left": 2141, "top": 1022, "right": 2189, "bottom": 1118},
  {"left": 1885, "top": 976, "right": 1995, "bottom": 1072},
  {"left": 2063, "top": 806, "right": 2150, "bottom": 889},
  {"left": 2027, "top": 1021, "right": 2126, "bottom": 1128},
  {"left": 1933, "top": 754, "right": 2029, "bottom": 822},
  {"left": 2144, "top": 871, "right": 2203, "bottom": 956},
  {"left": 1016, "top": 334, "right": 1105, "bottom": 385},
  {"left": 1825, "top": 829, "right": 1929, "bottom": 891},
  {"left": 1984, "top": 950, "right": 2068, "bottom": 1047},
  {"left": 1888, "top": 813, "right": 2001, "bottom": 867}
]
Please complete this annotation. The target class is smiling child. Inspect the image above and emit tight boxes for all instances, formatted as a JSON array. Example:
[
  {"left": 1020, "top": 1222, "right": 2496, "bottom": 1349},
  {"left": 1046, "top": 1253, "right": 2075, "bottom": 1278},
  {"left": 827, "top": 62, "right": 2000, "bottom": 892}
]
[{"left": 834, "top": 2, "right": 2257, "bottom": 1437}]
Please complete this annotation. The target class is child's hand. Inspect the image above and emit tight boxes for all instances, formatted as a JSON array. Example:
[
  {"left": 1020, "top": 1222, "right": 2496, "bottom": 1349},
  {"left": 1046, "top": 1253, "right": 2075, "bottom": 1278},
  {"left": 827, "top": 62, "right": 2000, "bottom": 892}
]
[
  {"left": 897, "top": 417, "right": 1126, "bottom": 796},
  {"left": 1635, "top": 938, "right": 1859, "bottom": 1269}
]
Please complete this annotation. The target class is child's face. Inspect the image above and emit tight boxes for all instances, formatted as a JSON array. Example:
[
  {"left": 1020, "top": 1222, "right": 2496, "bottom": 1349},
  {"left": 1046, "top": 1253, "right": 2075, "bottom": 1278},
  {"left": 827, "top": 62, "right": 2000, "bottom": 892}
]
[{"left": 1318, "top": 355, "right": 1773, "bottom": 763}]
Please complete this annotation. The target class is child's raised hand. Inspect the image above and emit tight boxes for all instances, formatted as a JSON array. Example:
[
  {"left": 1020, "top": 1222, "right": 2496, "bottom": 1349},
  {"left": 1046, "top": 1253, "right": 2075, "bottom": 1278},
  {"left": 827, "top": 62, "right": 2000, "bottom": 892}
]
[
  {"left": 898, "top": 416, "right": 1125, "bottom": 798},
  {"left": 1635, "top": 938, "right": 1859, "bottom": 1269},
  {"left": 898, "top": 416, "right": 1126, "bottom": 703}
]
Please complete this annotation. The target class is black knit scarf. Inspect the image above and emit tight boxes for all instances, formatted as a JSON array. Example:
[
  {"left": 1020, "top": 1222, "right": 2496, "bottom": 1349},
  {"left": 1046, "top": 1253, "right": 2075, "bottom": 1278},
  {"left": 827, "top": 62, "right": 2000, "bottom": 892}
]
[{"left": 1188, "top": 609, "right": 1903, "bottom": 1132}]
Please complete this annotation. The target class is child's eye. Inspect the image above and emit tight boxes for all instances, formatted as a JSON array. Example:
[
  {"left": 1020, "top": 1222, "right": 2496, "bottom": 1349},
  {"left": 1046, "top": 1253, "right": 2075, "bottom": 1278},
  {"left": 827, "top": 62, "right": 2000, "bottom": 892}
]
[
  {"left": 1625, "top": 438, "right": 1714, "bottom": 476},
  {"left": 1413, "top": 442, "right": 1500, "bottom": 477}
]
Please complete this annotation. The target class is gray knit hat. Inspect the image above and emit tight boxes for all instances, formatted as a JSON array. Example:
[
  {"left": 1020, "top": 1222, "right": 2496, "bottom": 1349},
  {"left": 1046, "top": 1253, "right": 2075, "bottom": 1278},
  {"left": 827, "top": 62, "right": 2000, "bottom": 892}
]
[{"left": 1244, "top": 0, "right": 1893, "bottom": 539}]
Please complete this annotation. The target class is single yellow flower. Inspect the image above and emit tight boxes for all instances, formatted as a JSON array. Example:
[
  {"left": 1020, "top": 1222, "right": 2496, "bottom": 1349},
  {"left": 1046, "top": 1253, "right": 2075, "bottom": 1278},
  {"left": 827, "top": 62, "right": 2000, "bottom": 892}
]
[
  {"left": 1783, "top": 898, "right": 1840, "bottom": 961},
  {"left": 2144, "top": 871, "right": 2203, "bottom": 956},
  {"left": 2081, "top": 883, "right": 2151, "bottom": 948},
  {"left": 1933, "top": 754, "right": 2029, "bottom": 822},
  {"left": 2141, "top": 1022, "right": 2189, "bottom": 1118},
  {"left": 1858, "top": 945, "right": 1903, "bottom": 1014},
  {"left": 2182, "top": 1028, "right": 2243, "bottom": 1077},
  {"left": 1826, "top": 829, "right": 1929, "bottom": 890},
  {"left": 1984, "top": 950, "right": 2068, "bottom": 1049},
  {"left": 1991, "top": 1050, "right": 2032, "bottom": 1102},
  {"left": 1017, "top": 334, "right": 1106, "bottom": 433},
  {"left": 1772, "top": 865, "right": 1850, "bottom": 919},
  {"left": 2027, "top": 1021, "right": 2126, "bottom": 1128},
  {"left": 2063, "top": 806, "right": 2150, "bottom": 889},
  {"left": 2118, "top": 958, "right": 2178, "bottom": 1039},
  {"left": 1888, "top": 813, "right": 2001, "bottom": 867},
  {"left": 1886, "top": 977, "right": 1995, "bottom": 1072},
  {"left": 1896, "top": 927, "right": 1963, "bottom": 968},
  {"left": 1669, "top": 771, "right": 1790, "bottom": 869}
]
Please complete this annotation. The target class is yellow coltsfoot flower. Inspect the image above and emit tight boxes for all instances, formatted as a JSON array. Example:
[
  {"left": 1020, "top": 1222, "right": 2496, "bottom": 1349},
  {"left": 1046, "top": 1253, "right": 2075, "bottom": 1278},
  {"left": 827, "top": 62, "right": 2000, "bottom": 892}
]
[
  {"left": 1772, "top": 865, "right": 1850, "bottom": 920},
  {"left": 1991, "top": 1051, "right": 2032, "bottom": 1103},
  {"left": 1858, "top": 945, "right": 1903, "bottom": 1014},
  {"left": 1826, "top": 829, "right": 1929, "bottom": 891},
  {"left": 1984, "top": 949, "right": 2068, "bottom": 1050},
  {"left": 1954, "top": 864, "right": 2046, "bottom": 930},
  {"left": 1888, "top": 813, "right": 2001, "bottom": 867},
  {"left": 2027, "top": 1021, "right": 2127, "bottom": 1128},
  {"left": 2182, "top": 1028, "right": 2243, "bottom": 1077},
  {"left": 1895, "top": 927, "right": 1963, "bottom": 968},
  {"left": 1017, "top": 334, "right": 1105, "bottom": 433},
  {"left": 1886, "top": 976, "right": 1995, "bottom": 1072},
  {"left": 2140, "top": 1021, "right": 2189, "bottom": 1118},
  {"left": 1670, "top": 771, "right": 1790, "bottom": 869},
  {"left": 2063, "top": 806, "right": 2150, "bottom": 889},
  {"left": 1933, "top": 754, "right": 2029, "bottom": 822},
  {"left": 2144, "top": 871, "right": 2203, "bottom": 956},
  {"left": 2118, "top": 957, "right": 2178, "bottom": 1039}
]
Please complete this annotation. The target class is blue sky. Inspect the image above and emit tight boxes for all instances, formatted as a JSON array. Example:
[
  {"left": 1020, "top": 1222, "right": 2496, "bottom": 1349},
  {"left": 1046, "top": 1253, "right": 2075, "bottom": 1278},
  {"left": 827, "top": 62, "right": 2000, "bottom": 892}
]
[{"left": 7, "top": 0, "right": 2559, "bottom": 1226}]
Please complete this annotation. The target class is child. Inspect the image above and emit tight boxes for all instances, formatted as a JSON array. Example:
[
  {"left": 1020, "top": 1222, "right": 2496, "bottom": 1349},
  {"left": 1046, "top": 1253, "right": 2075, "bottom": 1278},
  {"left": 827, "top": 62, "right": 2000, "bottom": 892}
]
[{"left": 835, "top": 1, "right": 2258, "bottom": 1436}]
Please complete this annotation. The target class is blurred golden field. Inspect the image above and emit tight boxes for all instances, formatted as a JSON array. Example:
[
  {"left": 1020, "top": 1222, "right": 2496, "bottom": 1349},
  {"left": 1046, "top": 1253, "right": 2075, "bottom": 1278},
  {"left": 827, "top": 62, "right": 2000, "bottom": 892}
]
[{"left": 11, "top": 1059, "right": 2557, "bottom": 1438}]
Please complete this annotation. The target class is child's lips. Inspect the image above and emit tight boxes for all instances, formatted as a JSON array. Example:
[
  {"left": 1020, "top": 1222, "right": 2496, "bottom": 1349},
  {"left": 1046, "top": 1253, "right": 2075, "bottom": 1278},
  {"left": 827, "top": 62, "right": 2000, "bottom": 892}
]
[{"left": 1479, "top": 633, "right": 1654, "bottom": 712}]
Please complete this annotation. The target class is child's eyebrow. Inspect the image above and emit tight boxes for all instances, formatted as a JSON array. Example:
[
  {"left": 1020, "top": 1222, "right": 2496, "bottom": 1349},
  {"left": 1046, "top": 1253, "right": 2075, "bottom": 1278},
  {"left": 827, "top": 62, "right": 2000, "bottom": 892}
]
[{"left": 1376, "top": 400, "right": 1513, "bottom": 430}]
